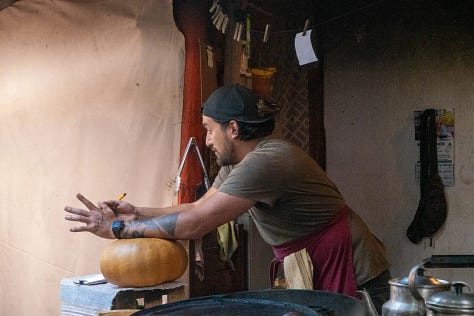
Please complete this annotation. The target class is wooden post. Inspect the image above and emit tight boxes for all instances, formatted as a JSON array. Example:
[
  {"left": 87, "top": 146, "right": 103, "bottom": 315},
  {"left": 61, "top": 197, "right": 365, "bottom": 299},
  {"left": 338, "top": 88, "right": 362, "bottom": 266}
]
[{"left": 173, "top": 0, "right": 209, "bottom": 204}]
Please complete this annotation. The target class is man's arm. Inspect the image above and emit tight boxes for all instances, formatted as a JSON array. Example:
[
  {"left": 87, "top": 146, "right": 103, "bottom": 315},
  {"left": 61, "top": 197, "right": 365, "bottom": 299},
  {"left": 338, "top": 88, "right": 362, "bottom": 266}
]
[
  {"left": 65, "top": 188, "right": 252, "bottom": 240},
  {"left": 133, "top": 187, "right": 217, "bottom": 219},
  {"left": 120, "top": 190, "right": 254, "bottom": 240},
  {"left": 98, "top": 187, "right": 218, "bottom": 221},
  {"left": 134, "top": 204, "right": 192, "bottom": 219}
]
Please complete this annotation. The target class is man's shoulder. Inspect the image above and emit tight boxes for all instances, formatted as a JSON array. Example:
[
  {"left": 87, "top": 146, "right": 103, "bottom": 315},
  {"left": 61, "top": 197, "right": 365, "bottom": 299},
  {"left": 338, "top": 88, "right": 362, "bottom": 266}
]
[
  {"left": 254, "top": 138, "right": 305, "bottom": 159},
  {"left": 256, "top": 137, "right": 293, "bottom": 151},
  {"left": 240, "top": 138, "right": 303, "bottom": 172}
]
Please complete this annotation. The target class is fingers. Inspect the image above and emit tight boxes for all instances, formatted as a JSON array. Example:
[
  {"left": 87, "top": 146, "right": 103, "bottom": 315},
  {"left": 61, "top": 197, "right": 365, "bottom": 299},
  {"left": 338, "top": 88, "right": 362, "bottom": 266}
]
[
  {"left": 64, "top": 204, "right": 99, "bottom": 224},
  {"left": 64, "top": 209, "right": 94, "bottom": 232},
  {"left": 69, "top": 220, "right": 115, "bottom": 239},
  {"left": 76, "top": 193, "right": 98, "bottom": 211},
  {"left": 101, "top": 200, "right": 117, "bottom": 205},
  {"left": 64, "top": 206, "right": 92, "bottom": 217},
  {"left": 65, "top": 210, "right": 101, "bottom": 232},
  {"left": 97, "top": 201, "right": 112, "bottom": 212},
  {"left": 101, "top": 200, "right": 131, "bottom": 214},
  {"left": 64, "top": 212, "right": 86, "bottom": 222},
  {"left": 64, "top": 207, "right": 93, "bottom": 226},
  {"left": 69, "top": 223, "right": 94, "bottom": 232},
  {"left": 65, "top": 195, "right": 116, "bottom": 239}
]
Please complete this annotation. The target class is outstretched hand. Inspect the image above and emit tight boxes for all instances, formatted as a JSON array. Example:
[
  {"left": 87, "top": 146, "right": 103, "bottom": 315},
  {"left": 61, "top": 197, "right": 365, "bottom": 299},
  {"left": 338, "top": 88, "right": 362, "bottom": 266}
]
[
  {"left": 64, "top": 193, "right": 118, "bottom": 239},
  {"left": 100, "top": 199, "right": 137, "bottom": 221}
]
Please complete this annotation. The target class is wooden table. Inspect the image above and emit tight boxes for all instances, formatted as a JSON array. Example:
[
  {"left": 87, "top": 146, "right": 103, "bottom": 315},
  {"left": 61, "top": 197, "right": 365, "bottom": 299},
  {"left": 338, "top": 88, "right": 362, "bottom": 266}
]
[{"left": 61, "top": 275, "right": 186, "bottom": 316}]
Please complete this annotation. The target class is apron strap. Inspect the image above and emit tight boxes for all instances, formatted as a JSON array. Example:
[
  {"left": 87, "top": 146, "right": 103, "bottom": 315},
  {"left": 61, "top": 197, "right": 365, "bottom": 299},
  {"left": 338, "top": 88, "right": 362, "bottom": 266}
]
[
  {"left": 269, "top": 258, "right": 282, "bottom": 288},
  {"left": 269, "top": 205, "right": 358, "bottom": 297}
]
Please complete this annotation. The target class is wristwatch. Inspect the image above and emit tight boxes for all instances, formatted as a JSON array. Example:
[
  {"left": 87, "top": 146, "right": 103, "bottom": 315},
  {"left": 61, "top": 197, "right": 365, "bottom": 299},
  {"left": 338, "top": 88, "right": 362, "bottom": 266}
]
[{"left": 111, "top": 220, "right": 125, "bottom": 239}]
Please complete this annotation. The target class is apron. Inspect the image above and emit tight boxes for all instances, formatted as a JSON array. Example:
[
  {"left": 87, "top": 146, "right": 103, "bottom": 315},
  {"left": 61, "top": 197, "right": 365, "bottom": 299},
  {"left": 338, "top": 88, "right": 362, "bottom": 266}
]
[{"left": 270, "top": 204, "right": 358, "bottom": 297}]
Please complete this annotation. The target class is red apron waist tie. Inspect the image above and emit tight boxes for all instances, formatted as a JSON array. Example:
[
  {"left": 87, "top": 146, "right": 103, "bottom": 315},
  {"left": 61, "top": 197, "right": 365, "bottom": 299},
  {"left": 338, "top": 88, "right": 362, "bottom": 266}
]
[{"left": 270, "top": 204, "right": 358, "bottom": 297}]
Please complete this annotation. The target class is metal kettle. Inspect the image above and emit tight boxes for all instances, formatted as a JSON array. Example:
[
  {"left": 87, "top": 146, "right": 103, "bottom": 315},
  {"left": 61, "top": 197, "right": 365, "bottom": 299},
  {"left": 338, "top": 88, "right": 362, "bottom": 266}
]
[
  {"left": 425, "top": 282, "right": 474, "bottom": 315},
  {"left": 375, "top": 255, "right": 474, "bottom": 316},
  {"left": 381, "top": 258, "right": 451, "bottom": 316}
]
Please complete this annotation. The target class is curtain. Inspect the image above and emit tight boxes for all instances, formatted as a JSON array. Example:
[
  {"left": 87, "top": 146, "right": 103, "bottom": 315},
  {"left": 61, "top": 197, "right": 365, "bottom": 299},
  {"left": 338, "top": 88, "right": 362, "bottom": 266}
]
[{"left": 0, "top": 1, "right": 184, "bottom": 314}]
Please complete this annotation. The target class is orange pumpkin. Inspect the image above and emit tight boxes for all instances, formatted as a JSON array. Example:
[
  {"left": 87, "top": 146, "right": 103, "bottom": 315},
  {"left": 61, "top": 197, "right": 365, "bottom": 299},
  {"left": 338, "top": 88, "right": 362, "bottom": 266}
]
[{"left": 100, "top": 238, "right": 188, "bottom": 287}]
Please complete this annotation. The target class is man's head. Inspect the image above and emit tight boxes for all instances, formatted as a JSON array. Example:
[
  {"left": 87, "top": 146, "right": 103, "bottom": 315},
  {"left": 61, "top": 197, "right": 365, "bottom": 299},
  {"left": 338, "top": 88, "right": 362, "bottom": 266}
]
[
  {"left": 201, "top": 85, "right": 275, "bottom": 165},
  {"left": 202, "top": 85, "right": 273, "bottom": 124}
]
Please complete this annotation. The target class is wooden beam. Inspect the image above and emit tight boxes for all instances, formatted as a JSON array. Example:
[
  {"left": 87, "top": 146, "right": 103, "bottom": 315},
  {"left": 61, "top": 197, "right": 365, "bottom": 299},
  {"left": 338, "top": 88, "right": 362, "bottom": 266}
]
[{"left": 173, "top": 0, "right": 209, "bottom": 204}]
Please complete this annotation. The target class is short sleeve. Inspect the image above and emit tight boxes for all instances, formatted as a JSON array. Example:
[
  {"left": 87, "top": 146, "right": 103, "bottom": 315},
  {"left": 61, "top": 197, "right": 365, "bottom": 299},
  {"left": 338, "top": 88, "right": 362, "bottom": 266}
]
[
  {"left": 218, "top": 150, "right": 285, "bottom": 206},
  {"left": 211, "top": 165, "right": 233, "bottom": 189}
]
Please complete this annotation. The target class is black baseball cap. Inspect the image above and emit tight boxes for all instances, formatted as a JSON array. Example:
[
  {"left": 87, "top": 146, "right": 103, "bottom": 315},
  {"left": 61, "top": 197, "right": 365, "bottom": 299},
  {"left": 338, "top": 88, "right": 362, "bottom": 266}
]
[{"left": 202, "top": 85, "right": 273, "bottom": 123}]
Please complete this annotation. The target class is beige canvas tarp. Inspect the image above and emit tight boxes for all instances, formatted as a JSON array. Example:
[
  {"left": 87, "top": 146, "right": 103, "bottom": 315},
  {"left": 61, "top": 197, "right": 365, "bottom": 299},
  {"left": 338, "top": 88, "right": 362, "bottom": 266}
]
[{"left": 0, "top": 1, "right": 184, "bottom": 314}]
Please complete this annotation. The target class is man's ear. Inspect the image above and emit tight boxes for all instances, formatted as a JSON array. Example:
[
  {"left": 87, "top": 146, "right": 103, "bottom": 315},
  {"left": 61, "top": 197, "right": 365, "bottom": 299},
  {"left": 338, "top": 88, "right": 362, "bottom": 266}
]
[{"left": 228, "top": 120, "right": 239, "bottom": 139}]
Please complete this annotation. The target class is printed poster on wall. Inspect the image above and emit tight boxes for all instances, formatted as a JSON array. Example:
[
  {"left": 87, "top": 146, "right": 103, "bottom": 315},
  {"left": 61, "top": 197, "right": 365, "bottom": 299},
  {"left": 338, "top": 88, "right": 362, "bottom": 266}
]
[{"left": 414, "top": 108, "right": 455, "bottom": 186}]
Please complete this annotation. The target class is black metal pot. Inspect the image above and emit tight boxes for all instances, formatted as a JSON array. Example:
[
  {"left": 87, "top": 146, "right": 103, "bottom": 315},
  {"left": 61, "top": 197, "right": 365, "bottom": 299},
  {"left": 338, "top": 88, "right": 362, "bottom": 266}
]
[
  {"left": 132, "top": 289, "right": 370, "bottom": 316},
  {"left": 132, "top": 296, "right": 319, "bottom": 315},
  {"left": 224, "top": 289, "right": 369, "bottom": 315}
]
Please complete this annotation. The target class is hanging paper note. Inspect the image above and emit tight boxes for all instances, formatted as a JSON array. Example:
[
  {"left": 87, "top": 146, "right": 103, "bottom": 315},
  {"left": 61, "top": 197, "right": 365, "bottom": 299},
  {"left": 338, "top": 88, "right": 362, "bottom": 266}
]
[
  {"left": 206, "top": 45, "right": 214, "bottom": 68},
  {"left": 295, "top": 30, "right": 318, "bottom": 65}
]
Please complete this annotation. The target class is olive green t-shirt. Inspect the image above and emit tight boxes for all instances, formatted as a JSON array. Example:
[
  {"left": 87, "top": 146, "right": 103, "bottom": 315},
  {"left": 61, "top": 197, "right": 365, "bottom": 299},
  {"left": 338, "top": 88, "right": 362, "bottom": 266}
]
[{"left": 212, "top": 138, "right": 390, "bottom": 284}]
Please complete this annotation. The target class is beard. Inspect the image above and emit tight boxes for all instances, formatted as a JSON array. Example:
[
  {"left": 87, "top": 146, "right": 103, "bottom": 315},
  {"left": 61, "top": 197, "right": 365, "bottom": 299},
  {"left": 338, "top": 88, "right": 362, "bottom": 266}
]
[{"left": 215, "top": 137, "right": 235, "bottom": 166}]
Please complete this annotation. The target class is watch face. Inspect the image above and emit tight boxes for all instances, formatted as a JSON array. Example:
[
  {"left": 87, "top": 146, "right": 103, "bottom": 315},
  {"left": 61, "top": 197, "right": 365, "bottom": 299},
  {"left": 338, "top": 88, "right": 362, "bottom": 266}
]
[{"left": 112, "top": 221, "right": 124, "bottom": 239}]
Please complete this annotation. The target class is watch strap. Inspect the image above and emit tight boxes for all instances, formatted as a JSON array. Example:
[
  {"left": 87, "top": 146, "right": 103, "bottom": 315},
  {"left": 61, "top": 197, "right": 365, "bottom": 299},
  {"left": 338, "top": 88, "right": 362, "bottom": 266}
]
[{"left": 111, "top": 220, "right": 124, "bottom": 239}]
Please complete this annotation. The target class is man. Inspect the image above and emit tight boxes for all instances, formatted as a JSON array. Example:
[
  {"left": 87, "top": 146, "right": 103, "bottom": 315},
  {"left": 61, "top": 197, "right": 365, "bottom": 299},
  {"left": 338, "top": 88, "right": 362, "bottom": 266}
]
[{"left": 65, "top": 84, "right": 390, "bottom": 312}]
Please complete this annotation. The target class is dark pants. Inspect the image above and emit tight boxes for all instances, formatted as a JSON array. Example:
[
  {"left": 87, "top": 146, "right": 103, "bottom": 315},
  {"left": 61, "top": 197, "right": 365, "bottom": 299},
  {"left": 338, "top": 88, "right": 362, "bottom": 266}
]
[{"left": 358, "top": 270, "right": 391, "bottom": 315}]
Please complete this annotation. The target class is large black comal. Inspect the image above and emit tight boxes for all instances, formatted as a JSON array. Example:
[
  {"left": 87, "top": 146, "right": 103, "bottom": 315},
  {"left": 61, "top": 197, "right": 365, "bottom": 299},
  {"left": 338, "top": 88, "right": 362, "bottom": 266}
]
[{"left": 407, "top": 109, "right": 447, "bottom": 244}]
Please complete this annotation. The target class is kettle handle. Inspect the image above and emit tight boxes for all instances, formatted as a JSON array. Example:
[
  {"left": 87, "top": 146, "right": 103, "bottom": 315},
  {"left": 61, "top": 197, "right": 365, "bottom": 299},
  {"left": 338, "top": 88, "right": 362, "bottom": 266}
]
[
  {"left": 408, "top": 258, "right": 431, "bottom": 316},
  {"left": 408, "top": 259, "right": 430, "bottom": 301}
]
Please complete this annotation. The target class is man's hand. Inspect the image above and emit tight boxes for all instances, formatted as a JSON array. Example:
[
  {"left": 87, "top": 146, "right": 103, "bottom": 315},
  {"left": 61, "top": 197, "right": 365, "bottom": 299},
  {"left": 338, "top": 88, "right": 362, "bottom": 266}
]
[
  {"left": 101, "top": 199, "right": 137, "bottom": 221},
  {"left": 64, "top": 193, "right": 117, "bottom": 239}
]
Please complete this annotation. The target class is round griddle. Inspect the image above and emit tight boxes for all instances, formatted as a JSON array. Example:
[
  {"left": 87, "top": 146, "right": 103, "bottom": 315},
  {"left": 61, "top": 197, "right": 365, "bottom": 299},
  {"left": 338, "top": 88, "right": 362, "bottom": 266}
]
[
  {"left": 132, "top": 289, "right": 369, "bottom": 316},
  {"left": 132, "top": 297, "right": 319, "bottom": 315}
]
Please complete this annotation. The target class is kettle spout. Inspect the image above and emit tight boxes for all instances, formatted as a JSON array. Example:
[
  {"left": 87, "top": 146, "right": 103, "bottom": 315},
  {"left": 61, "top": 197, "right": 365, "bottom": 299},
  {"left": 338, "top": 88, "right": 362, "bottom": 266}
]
[{"left": 358, "top": 289, "right": 380, "bottom": 316}]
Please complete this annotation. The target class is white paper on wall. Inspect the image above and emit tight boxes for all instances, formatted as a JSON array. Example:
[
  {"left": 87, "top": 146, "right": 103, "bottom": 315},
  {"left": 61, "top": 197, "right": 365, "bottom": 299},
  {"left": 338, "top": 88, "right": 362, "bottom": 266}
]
[{"left": 414, "top": 108, "right": 455, "bottom": 186}]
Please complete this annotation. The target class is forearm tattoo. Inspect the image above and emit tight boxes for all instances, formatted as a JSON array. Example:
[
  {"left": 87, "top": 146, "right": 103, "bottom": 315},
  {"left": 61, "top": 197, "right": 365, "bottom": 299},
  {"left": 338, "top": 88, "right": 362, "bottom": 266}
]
[{"left": 122, "top": 213, "right": 179, "bottom": 238}]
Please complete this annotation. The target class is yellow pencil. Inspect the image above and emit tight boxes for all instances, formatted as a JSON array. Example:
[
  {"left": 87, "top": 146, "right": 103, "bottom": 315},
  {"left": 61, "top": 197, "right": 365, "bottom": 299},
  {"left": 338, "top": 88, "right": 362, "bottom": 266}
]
[{"left": 117, "top": 193, "right": 127, "bottom": 200}]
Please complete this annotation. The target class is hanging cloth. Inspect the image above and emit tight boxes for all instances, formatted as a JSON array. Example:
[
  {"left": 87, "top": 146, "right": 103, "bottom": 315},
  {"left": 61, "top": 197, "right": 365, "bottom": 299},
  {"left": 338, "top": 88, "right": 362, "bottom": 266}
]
[{"left": 407, "top": 109, "right": 447, "bottom": 244}]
